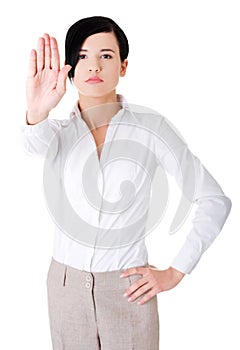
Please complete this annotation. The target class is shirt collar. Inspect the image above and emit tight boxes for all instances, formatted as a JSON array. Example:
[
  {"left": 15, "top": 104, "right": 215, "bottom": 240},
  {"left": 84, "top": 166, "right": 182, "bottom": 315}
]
[{"left": 70, "top": 94, "right": 128, "bottom": 120}]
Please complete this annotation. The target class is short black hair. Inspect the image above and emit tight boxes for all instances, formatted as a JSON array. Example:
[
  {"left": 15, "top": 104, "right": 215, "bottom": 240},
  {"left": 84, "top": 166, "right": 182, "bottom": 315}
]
[{"left": 65, "top": 16, "right": 129, "bottom": 80}]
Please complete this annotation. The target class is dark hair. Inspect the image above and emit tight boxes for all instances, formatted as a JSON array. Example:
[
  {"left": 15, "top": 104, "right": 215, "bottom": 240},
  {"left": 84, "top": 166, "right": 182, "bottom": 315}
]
[{"left": 65, "top": 16, "right": 129, "bottom": 80}]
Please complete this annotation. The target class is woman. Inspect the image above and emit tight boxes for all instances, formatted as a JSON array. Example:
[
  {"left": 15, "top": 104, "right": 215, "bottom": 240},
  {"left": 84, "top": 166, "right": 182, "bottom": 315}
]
[{"left": 22, "top": 16, "right": 231, "bottom": 350}]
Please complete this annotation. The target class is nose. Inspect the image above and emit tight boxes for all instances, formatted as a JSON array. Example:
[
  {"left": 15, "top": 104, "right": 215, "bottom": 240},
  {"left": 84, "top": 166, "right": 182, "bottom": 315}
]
[{"left": 88, "top": 61, "right": 101, "bottom": 73}]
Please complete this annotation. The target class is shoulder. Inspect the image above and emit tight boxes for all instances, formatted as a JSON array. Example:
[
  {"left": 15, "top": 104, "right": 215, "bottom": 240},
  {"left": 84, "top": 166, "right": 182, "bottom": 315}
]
[
  {"left": 124, "top": 103, "right": 165, "bottom": 130},
  {"left": 124, "top": 103, "right": 187, "bottom": 148}
]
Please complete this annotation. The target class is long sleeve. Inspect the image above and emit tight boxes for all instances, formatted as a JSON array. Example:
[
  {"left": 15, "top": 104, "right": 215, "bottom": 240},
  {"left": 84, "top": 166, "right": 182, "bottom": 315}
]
[
  {"left": 155, "top": 117, "right": 232, "bottom": 274},
  {"left": 21, "top": 118, "right": 63, "bottom": 157}
]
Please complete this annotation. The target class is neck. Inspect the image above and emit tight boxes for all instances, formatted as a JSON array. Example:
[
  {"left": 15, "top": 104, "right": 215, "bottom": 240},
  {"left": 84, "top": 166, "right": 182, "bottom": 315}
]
[{"left": 78, "top": 91, "right": 122, "bottom": 130}]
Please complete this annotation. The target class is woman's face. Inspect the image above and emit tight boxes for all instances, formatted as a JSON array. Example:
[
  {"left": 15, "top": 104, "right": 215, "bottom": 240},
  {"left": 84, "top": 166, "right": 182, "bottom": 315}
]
[{"left": 73, "top": 32, "right": 128, "bottom": 98}]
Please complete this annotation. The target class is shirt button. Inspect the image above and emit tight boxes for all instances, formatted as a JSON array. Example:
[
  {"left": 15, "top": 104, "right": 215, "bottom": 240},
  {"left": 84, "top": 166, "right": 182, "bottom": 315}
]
[{"left": 85, "top": 282, "right": 91, "bottom": 288}]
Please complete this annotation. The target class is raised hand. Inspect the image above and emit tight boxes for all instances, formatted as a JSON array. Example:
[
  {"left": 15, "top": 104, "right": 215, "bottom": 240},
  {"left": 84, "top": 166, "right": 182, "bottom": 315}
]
[{"left": 26, "top": 33, "right": 71, "bottom": 125}]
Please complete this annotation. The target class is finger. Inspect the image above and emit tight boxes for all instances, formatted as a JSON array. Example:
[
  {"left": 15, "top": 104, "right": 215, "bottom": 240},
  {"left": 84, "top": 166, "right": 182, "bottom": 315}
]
[
  {"left": 43, "top": 33, "right": 51, "bottom": 68},
  {"left": 128, "top": 285, "right": 150, "bottom": 301},
  {"left": 120, "top": 267, "right": 145, "bottom": 278},
  {"left": 137, "top": 290, "right": 157, "bottom": 305},
  {"left": 51, "top": 37, "right": 60, "bottom": 71},
  {"left": 37, "top": 37, "right": 44, "bottom": 71},
  {"left": 28, "top": 49, "right": 37, "bottom": 78},
  {"left": 124, "top": 277, "right": 148, "bottom": 296},
  {"left": 56, "top": 65, "right": 72, "bottom": 96}
]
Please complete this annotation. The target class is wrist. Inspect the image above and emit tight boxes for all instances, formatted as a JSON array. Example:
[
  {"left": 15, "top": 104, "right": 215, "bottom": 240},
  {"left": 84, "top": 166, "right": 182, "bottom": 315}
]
[
  {"left": 26, "top": 111, "right": 49, "bottom": 125},
  {"left": 168, "top": 266, "right": 185, "bottom": 282}
]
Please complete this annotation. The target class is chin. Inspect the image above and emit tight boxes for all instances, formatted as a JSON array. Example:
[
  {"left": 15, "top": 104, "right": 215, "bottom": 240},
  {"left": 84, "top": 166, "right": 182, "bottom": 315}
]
[{"left": 78, "top": 88, "right": 117, "bottom": 99}]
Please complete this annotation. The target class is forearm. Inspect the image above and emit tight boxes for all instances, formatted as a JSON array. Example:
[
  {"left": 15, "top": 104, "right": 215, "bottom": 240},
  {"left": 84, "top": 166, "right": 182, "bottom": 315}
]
[
  {"left": 21, "top": 117, "right": 61, "bottom": 157},
  {"left": 170, "top": 194, "right": 232, "bottom": 274}
]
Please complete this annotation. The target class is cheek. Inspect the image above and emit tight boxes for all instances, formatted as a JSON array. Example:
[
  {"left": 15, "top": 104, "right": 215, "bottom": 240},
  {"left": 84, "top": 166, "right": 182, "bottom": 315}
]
[
  {"left": 105, "top": 63, "right": 121, "bottom": 79},
  {"left": 72, "top": 76, "right": 80, "bottom": 89},
  {"left": 72, "top": 67, "right": 86, "bottom": 88},
  {"left": 73, "top": 64, "right": 82, "bottom": 78},
  {"left": 73, "top": 61, "right": 88, "bottom": 77}
]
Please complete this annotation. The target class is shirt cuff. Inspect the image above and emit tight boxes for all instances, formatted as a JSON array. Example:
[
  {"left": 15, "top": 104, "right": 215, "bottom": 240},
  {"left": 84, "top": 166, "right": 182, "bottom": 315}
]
[
  {"left": 22, "top": 117, "right": 50, "bottom": 135},
  {"left": 170, "top": 237, "right": 202, "bottom": 274}
]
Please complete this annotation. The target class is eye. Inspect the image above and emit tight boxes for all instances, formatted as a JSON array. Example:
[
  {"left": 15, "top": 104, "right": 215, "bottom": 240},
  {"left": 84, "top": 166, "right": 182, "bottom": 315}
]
[
  {"left": 78, "top": 54, "right": 87, "bottom": 60},
  {"left": 101, "top": 54, "right": 112, "bottom": 59}
]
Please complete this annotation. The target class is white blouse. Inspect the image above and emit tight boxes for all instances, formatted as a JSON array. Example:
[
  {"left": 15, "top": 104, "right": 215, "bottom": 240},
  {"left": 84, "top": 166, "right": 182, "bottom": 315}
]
[{"left": 21, "top": 95, "right": 231, "bottom": 274}]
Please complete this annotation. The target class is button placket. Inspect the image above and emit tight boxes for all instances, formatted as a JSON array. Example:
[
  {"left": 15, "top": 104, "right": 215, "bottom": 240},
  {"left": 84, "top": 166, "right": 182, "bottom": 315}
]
[{"left": 85, "top": 273, "right": 93, "bottom": 289}]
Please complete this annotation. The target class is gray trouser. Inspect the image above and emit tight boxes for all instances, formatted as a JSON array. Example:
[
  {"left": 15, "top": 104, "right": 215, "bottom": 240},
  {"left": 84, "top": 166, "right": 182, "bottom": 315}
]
[{"left": 46, "top": 258, "right": 160, "bottom": 350}]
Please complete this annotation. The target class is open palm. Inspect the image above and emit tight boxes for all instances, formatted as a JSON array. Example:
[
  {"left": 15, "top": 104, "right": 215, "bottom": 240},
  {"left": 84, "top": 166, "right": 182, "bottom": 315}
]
[{"left": 26, "top": 33, "right": 71, "bottom": 124}]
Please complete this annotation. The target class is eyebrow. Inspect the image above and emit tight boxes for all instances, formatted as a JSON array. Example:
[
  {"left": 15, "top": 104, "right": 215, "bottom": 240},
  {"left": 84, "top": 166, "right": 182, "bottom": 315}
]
[{"left": 79, "top": 48, "right": 116, "bottom": 53}]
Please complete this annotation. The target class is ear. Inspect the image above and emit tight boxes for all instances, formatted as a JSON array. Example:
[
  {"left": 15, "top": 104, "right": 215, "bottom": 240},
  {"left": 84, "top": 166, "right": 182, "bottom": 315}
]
[{"left": 120, "top": 59, "right": 128, "bottom": 77}]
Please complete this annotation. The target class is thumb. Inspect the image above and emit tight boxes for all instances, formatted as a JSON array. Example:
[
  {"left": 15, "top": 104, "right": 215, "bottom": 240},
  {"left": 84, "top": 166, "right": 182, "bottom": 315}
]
[{"left": 56, "top": 65, "right": 72, "bottom": 95}]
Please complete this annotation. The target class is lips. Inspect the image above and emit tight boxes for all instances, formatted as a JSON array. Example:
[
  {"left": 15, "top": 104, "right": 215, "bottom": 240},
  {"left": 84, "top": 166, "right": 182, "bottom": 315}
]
[{"left": 85, "top": 76, "right": 103, "bottom": 84}]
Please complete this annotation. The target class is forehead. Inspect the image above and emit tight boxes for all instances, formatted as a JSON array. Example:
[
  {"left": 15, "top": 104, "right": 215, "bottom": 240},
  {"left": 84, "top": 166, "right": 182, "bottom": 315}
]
[{"left": 80, "top": 32, "right": 119, "bottom": 51}]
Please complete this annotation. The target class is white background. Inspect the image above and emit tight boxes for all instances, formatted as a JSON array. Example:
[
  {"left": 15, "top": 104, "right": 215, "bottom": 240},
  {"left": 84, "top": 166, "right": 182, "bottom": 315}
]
[{"left": 1, "top": 0, "right": 239, "bottom": 349}]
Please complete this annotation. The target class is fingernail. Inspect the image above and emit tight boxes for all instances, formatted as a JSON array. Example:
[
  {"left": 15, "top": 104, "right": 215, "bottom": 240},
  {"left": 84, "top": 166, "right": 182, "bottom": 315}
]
[
  {"left": 120, "top": 274, "right": 124, "bottom": 278},
  {"left": 123, "top": 292, "right": 128, "bottom": 297}
]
